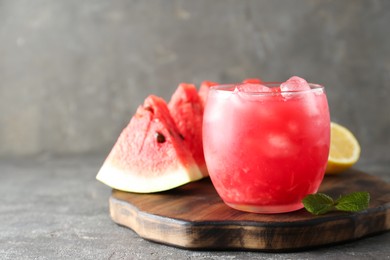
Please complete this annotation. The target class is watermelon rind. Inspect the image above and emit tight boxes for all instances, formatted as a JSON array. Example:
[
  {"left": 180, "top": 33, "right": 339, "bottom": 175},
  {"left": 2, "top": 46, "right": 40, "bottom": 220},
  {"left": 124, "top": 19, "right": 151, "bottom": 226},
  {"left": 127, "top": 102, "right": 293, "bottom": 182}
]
[{"left": 96, "top": 162, "right": 203, "bottom": 193}]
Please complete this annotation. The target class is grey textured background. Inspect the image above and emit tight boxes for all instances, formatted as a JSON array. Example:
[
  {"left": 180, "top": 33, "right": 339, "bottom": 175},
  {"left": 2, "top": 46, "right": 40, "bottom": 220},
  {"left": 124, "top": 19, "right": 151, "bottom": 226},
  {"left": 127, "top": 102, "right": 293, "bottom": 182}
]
[
  {"left": 1, "top": 0, "right": 389, "bottom": 166},
  {"left": 1, "top": 1, "right": 390, "bottom": 259}
]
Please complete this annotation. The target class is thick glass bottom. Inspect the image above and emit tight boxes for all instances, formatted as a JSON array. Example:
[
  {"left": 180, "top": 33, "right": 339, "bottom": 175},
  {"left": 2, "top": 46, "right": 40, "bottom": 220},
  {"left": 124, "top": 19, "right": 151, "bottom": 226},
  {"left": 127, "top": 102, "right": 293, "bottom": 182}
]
[{"left": 225, "top": 201, "right": 304, "bottom": 214}]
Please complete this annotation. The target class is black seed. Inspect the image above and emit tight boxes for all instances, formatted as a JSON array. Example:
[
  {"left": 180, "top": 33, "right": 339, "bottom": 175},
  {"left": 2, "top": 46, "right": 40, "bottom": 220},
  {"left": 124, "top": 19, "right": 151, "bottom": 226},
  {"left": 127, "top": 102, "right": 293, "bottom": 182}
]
[
  {"left": 144, "top": 106, "right": 153, "bottom": 112},
  {"left": 155, "top": 132, "right": 166, "bottom": 143},
  {"left": 179, "top": 133, "right": 185, "bottom": 140}
]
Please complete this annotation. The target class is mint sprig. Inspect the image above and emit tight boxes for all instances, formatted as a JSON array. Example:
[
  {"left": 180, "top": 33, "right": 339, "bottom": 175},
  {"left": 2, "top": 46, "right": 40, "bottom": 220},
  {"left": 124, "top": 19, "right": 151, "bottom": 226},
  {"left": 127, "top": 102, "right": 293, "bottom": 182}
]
[{"left": 302, "top": 191, "right": 370, "bottom": 215}]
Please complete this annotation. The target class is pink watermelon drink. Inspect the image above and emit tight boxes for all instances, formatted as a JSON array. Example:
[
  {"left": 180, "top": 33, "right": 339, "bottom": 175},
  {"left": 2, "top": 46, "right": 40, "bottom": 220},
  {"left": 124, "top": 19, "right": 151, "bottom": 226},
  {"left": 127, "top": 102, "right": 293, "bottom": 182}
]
[{"left": 203, "top": 77, "right": 330, "bottom": 213}]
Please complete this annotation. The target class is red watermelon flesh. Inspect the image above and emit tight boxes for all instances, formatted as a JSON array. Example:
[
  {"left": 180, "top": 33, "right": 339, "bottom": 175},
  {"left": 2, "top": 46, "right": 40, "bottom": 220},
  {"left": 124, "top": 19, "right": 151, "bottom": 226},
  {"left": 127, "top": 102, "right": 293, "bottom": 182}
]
[
  {"left": 242, "top": 78, "right": 263, "bottom": 84},
  {"left": 168, "top": 83, "right": 208, "bottom": 176},
  {"left": 96, "top": 95, "right": 203, "bottom": 193},
  {"left": 198, "top": 80, "right": 219, "bottom": 109}
]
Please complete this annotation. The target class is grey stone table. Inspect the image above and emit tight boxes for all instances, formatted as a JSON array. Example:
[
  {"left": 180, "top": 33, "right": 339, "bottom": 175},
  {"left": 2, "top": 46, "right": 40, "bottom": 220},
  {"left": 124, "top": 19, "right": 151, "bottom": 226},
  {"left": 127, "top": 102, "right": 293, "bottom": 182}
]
[{"left": 1, "top": 155, "right": 389, "bottom": 260}]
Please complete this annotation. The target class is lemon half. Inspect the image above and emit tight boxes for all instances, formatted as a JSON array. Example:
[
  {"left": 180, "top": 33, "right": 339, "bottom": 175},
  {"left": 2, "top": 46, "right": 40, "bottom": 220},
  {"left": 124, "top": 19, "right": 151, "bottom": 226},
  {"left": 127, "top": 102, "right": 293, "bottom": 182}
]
[{"left": 326, "top": 122, "right": 361, "bottom": 174}]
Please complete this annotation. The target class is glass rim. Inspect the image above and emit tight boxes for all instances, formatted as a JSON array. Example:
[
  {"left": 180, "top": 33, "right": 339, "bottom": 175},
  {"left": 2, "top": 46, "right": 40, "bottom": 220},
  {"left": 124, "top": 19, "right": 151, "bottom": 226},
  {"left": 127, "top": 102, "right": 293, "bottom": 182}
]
[{"left": 209, "top": 82, "right": 325, "bottom": 96}]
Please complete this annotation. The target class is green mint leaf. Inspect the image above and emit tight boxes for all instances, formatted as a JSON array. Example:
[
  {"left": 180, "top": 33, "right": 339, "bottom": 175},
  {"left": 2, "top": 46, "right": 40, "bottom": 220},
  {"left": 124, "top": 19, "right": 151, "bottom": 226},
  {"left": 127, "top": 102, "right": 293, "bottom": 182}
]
[
  {"left": 302, "top": 193, "right": 335, "bottom": 215},
  {"left": 335, "top": 191, "right": 370, "bottom": 212}
]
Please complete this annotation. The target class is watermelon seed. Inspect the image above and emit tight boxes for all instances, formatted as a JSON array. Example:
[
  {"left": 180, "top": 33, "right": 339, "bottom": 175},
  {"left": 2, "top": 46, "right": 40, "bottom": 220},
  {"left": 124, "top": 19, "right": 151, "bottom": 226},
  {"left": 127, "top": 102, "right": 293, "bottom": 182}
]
[
  {"left": 144, "top": 106, "right": 154, "bottom": 113},
  {"left": 155, "top": 132, "right": 166, "bottom": 143},
  {"left": 179, "top": 133, "right": 185, "bottom": 140}
]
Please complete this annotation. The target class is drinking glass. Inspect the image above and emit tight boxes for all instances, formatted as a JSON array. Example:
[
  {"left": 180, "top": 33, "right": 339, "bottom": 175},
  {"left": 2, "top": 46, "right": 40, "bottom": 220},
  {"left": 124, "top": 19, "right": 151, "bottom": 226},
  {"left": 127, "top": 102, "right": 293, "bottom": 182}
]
[{"left": 203, "top": 83, "right": 330, "bottom": 213}]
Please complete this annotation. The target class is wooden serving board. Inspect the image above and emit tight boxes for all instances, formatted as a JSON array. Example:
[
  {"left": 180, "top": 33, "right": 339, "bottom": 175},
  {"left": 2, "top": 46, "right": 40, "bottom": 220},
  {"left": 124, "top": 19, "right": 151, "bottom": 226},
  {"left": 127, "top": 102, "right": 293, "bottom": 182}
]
[{"left": 109, "top": 169, "right": 390, "bottom": 251}]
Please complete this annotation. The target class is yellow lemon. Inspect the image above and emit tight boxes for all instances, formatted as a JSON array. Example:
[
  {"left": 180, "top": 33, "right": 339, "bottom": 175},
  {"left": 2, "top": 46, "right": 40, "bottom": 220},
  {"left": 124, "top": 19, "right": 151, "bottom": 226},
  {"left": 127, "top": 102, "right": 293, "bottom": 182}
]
[{"left": 326, "top": 122, "right": 361, "bottom": 174}]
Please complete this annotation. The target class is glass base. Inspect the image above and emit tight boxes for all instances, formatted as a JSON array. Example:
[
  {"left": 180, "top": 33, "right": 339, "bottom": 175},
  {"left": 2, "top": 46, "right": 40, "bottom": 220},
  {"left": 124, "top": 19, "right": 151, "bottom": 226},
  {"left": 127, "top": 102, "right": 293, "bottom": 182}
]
[{"left": 225, "top": 201, "right": 304, "bottom": 214}]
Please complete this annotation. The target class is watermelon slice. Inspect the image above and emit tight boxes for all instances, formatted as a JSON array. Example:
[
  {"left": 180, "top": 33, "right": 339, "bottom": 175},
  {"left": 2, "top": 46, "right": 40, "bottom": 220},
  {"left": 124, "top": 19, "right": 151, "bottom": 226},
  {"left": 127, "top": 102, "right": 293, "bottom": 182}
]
[
  {"left": 96, "top": 95, "right": 203, "bottom": 193},
  {"left": 168, "top": 83, "right": 208, "bottom": 176},
  {"left": 198, "top": 80, "right": 219, "bottom": 109}
]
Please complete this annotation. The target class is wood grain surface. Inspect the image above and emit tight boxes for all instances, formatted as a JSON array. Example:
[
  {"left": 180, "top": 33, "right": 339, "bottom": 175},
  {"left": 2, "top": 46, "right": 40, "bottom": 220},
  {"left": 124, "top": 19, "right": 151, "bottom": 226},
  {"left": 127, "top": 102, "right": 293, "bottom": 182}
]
[{"left": 109, "top": 169, "right": 390, "bottom": 251}]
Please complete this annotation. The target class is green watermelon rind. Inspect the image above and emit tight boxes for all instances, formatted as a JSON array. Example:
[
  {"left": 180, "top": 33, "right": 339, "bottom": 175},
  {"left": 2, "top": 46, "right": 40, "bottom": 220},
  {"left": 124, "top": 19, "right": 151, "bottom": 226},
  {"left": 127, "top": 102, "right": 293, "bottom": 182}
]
[{"left": 96, "top": 162, "right": 203, "bottom": 193}]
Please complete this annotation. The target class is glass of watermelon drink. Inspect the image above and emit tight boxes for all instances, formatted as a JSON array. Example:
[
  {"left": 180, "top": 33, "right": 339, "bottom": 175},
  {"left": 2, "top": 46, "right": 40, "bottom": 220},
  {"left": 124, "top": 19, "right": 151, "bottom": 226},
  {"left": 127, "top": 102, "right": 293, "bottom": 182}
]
[{"left": 202, "top": 76, "right": 330, "bottom": 214}]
